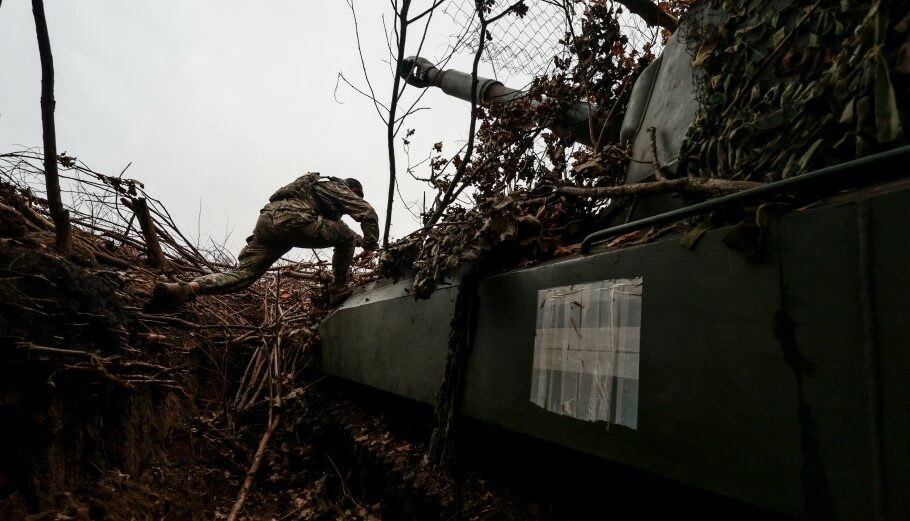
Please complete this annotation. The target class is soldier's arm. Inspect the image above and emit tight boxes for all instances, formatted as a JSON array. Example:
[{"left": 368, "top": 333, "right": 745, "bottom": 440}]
[{"left": 318, "top": 182, "right": 380, "bottom": 248}]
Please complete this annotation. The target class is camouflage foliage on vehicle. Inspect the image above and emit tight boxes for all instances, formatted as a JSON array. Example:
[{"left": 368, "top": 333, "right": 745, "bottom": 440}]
[
  {"left": 680, "top": 0, "right": 910, "bottom": 181},
  {"left": 389, "top": 186, "right": 597, "bottom": 299}
]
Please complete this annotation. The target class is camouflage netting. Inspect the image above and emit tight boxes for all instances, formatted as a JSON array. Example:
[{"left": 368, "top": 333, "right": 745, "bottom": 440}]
[
  {"left": 680, "top": 0, "right": 910, "bottom": 181},
  {"left": 387, "top": 187, "right": 598, "bottom": 299}
]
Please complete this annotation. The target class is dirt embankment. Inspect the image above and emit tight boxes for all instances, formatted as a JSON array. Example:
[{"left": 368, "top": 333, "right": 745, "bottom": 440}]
[
  {"left": 0, "top": 199, "right": 249, "bottom": 518},
  {"left": 1, "top": 185, "right": 571, "bottom": 520},
  {"left": 0, "top": 186, "right": 323, "bottom": 519}
]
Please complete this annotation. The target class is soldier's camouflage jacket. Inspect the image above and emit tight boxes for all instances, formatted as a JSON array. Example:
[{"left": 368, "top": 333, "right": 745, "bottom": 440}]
[{"left": 265, "top": 173, "right": 379, "bottom": 249}]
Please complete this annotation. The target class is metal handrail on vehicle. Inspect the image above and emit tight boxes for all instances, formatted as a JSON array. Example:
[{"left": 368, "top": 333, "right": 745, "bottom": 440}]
[{"left": 581, "top": 145, "right": 910, "bottom": 254}]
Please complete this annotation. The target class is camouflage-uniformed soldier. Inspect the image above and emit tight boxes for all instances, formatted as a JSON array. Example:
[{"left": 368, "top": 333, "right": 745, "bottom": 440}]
[{"left": 148, "top": 173, "right": 378, "bottom": 309}]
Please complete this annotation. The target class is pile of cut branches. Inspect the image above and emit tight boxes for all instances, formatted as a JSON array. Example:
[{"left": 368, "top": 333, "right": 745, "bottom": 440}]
[{"left": 0, "top": 148, "right": 380, "bottom": 519}]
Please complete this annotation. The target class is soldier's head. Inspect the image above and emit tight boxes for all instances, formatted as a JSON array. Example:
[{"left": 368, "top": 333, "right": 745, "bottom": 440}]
[{"left": 344, "top": 178, "right": 364, "bottom": 198}]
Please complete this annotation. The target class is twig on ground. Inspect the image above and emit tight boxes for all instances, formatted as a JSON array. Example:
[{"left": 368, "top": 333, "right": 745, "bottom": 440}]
[{"left": 226, "top": 409, "right": 281, "bottom": 521}]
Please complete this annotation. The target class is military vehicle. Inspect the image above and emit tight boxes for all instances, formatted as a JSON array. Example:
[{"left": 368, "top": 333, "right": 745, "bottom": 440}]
[{"left": 320, "top": 8, "right": 910, "bottom": 519}]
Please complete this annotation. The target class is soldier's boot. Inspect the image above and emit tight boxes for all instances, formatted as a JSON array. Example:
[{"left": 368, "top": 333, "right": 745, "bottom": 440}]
[
  {"left": 145, "top": 282, "right": 197, "bottom": 312},
  {"left": 329, "top": 285, "right": 353, "bottom": 306},
  {"left": 328, "top": 270, "right": 352, "bottom": 306},
  {"left": 329, "top": 241, "right": 354, "bottom": 306}
]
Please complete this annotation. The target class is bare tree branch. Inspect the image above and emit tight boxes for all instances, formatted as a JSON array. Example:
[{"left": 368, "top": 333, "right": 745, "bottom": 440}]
[
  {"left": 393, "top": 13, "right": 475, "bottom": 138},
  {"left": 334, "top": 72, "right": 391, "bottom": 113},
  {"left": 614, "top": 0, "right": 678, "bottom": 32},
  {"left": 556, "top": 177, "right": 763, "bottom": 199},
  {"left": 424, "top": 1, "right": 528, "bottom": 228},
  {"left": 408, "top": 0, "right": 446, "bottom": 24},
  {"left": 382, "top": 0, "right": 412, "bottom": 248},
  {"left": 345, "top": 0, "right": 388, "bottom": 123},
  {"left": 340, "top": 0, "right": 464, "bottom": 247}
]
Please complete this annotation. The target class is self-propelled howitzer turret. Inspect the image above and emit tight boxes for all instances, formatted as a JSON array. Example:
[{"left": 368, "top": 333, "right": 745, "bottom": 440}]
[
  {"left": 398, "top": 20, "right": 703, "bottom": 217},
  {"left": 398, "top": 56, "right": 618, "bottom": 148}
]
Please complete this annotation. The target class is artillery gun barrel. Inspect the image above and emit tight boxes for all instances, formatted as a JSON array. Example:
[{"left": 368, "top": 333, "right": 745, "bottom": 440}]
[{"left": 399, "top": 57, "right": 616, "bottom": 147}]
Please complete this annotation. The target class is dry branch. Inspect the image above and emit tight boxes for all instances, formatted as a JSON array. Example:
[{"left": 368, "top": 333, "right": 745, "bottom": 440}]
[
  {"left": 556, "top": 177, "right": 763, "bottom": 199},
  {"left": 91, "top": 249, "right": 131, "bottom": 269},
  {"left": 226, "top": 410, "right": 281, "bottom": 521},
  {"left": 0, "top": 150, "right": 216, "bottom": 271},
  {"left": 16, "top": 342, "right": 105, "bottom": 359},
  {"left": 123, "top": 197, "right": 170, "bottom": 269},
  {"left": 615, "top": 0, "right": 678, "bottom": 31},
  {"left": 646, "top": 126, "right": 666, "bottom": 181},
  {"left": 89, "top": 360, "right": 136, "bottom": 391},
  {"left": 140, "top": 313, "right": 260, "bottom": 330}
]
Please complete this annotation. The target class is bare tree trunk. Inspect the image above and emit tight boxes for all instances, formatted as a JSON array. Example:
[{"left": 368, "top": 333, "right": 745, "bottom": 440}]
[
  {"left": 615, "top": 0, "right": 678, "bottom": 32},
  {"left": 382, "top": 0, "right": 412, "bottom": 249},
  {"left": 32, "top": 0, "right": 72, "bottom": 255}
]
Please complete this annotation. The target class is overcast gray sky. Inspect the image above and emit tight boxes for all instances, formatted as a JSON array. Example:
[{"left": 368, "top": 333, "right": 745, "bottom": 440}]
[{"left": 1, "top": 1, "right": 534, "bottom": 254}]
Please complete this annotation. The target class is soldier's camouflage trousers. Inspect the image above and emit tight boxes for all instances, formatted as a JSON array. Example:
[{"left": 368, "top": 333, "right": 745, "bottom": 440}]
[{"left": 193, "top": 206, "right": 356, "bottom": 295}]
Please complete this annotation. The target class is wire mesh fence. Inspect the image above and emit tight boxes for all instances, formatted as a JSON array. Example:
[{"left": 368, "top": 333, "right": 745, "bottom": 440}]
[
  {"left": 443, "top": 1, "right": 663, "bottom": 80},
  {"left": 443, "top": 0, "right": 574, "bottom": 78}
]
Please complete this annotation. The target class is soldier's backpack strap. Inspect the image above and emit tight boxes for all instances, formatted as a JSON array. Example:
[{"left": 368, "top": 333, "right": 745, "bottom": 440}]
[{"left": 268, "top": 172, "right": 321, "bottom": 202}]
